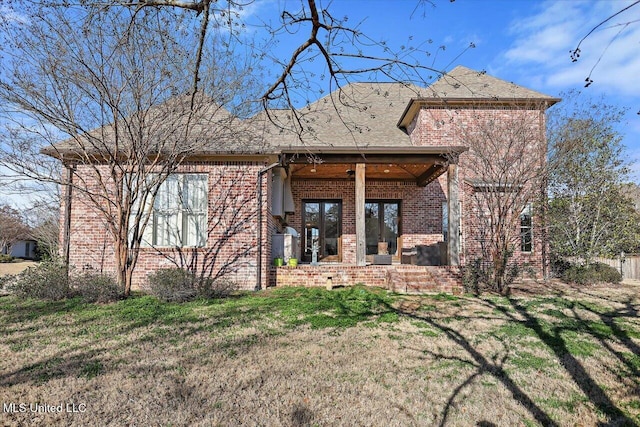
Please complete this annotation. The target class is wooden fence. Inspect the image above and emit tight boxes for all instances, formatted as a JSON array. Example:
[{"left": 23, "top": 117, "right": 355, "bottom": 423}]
[{"left": 590, "top": 255, "right": 640, "bottom": 280}]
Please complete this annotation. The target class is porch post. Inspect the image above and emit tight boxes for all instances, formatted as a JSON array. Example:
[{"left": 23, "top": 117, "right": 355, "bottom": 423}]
[
  {"left": 447, "top": 163, "right": 460, "bottom": 266},
  {"left": 355, "top": 163, "right": 366, "bottom": 266}
]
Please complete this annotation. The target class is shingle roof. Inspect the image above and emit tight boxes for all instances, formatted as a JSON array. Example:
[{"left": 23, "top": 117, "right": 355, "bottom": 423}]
[
  {"left": 425, "top": 65, "right": 558, "bottom": 100},
  {"left": 44, "top": 66, "right": 559, "bottom": 158},
  {"left": 255, "top": 82, "right": 425, "bottom": 149}
]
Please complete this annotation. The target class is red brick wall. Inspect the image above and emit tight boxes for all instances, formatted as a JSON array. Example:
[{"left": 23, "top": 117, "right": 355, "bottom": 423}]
[
  {"left": 64, "top": 161, "right": 267, "bottom": 290},
  {"left": 408, "top": 105, "right": 547, "bottom": 276},
  {"left": 288, "top": 176, "right": 450, "bottom": 264}
]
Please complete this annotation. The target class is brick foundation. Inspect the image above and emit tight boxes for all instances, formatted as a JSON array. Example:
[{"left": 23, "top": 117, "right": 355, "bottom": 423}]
[{"left": 272, "top": 264, "right": 463, "bottom": 294}]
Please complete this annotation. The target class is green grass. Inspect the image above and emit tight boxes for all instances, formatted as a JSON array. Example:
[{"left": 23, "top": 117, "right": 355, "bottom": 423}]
[{"left": 2, "top": 285, "right": 640, "bottom": 425}]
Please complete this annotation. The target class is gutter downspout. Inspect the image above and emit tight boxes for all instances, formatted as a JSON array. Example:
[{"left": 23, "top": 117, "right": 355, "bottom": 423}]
[
  {"left": 62, "top": 162, "right": 75, "bottom": 267},
  {"left": 256, "top": 161, "right": 281, "bottom": 291}
]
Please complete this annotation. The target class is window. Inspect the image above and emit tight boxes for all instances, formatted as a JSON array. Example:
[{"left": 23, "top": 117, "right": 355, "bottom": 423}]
[
  {"left": 302, "top": 200, "right": 341, "bottom": 262},
  {"left": 365, "top": 200, "right": 400, "bottom": 256},
  {"left": 442, "top": 201, "right": 448, "bottom": 242},
  {"left": 520, "top": 204, "right": 532, "bottom": 253},
  {"left": 134, "top": 174, "right": 208, "bottom": 247}
]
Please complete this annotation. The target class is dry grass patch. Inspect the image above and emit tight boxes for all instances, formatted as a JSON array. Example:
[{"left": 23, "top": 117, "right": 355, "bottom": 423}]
[
  {"left": 1, "top": 284, "right": 639, "bottom": 426},
  {"left": 0, "top": 260, "right": 38, "bottom": 277}
]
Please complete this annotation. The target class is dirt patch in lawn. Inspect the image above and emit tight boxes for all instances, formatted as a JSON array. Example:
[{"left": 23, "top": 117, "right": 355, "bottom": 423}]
[
  {"left": 0, "top": 283, "right": 638, "bottom": 426},
  {"left": 0, "top": 260, "right": 37, "bottom": 276}
]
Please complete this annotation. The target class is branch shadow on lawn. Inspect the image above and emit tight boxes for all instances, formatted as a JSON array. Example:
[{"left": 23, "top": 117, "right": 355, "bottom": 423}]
[
  {"left": 394, "top": 303, "right": 560, "bottom": 427},
  {"left": 0, "top": 287, "right": 397, "bottom": 389},
  {"left": 396, "top": 286, "right": 639, "bottom": 427},
  {"left": 2, "top": 285, "right": 639, "bottom": 426}
]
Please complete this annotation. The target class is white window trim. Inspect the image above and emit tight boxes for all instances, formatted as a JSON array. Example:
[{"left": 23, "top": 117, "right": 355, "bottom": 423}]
[{"left": 132, "top": 173, "right": 208, "bottom": 248}]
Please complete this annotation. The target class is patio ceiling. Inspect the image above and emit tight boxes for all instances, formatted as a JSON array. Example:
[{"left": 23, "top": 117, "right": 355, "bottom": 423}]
[
  {"left": 289, "top": 162, "right": 447, "bottom": 186},
  {"left": 281, "top": 147, "right": 465, "bottom": 187}
]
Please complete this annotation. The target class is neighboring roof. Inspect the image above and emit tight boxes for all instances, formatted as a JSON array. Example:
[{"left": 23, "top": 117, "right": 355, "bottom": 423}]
[{"left": 397, "top": 66, "right": 561, "bottom": 132}]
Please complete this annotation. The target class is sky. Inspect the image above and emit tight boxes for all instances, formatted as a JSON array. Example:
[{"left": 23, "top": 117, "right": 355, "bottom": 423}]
[
  {"left": 247, "top": 0, "right": 640, "bottom": 176},
  {"left": 1, "top": 0, "right": 640, "bottom": 209}
]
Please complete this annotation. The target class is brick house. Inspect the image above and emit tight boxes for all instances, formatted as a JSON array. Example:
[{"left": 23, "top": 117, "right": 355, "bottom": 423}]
[{"left": 45, "top": 66, "right": 559, "bottom": 292}]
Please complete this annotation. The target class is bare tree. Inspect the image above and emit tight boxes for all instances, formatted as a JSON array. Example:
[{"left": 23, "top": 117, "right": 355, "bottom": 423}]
[
  {"left": 449, "top": 103, "right": 549, "bottom": 293},
  {"left": 0, "top": 4, "right": 261, "bottom": 295},
  {"left": 27, "top": 199, "right": 61, "bottom": 261},
  {"left": 153, "top": 167, "right": 259, "bottom": 289},
  {"left": 0, "top": 0, "right": 468, "bottom": 296},
  {"left": 0, "top": 205, "right": 30, "bottom": 257}
]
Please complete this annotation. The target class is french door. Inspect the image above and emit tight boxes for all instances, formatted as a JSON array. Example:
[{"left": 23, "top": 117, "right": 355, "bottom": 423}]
[
  {"left": 365, "top": 200, "right": 400, "bottom": 258},
  {"left": 302, "top": 200, "right": 342, "bottom": 262}
]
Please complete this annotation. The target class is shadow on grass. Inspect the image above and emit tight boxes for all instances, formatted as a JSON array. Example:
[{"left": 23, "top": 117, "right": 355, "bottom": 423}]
[
  {"left": 481, "top": 291, "right": 639, "bottom": 426},
  {"left": 0, "top": 286, "right": 396, "bottom": 388},
  {"left": 393, "top": 302, "right": 560, "bottom": 427},
  {"left": 2, "top": 285, "right": 638, "bottom": 426}
]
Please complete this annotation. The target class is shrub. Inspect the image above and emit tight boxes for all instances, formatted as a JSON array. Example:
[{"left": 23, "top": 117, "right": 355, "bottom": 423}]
[
  {"left": 10, "top": 261, "right": 70, "bottom": 300},
  {"left": 0, "top": 254, "right": 14, "bottom": 263},
  {"left": 147, "top": 268, "right": 238, "bottom": 302},
  {"left": 462, "top": 258, "right": 524, "bottom": 295},
  {"left": 147, "top": 268, "right": 197, "bottom": 302},
  {"left": 561, "top": 262, "right": 622, "bottom": 285},
  {"left": 551, "top": 256, "right": 573, "bottom": 278},
  {"left": 197, "top": 277, "right": 238, "bottom": 299},
  {"left": 72, "top": 272, "right": 122, "bottom": 303},
  {"left": 0, "top": 274, "right": 13, "bottom": 292}
]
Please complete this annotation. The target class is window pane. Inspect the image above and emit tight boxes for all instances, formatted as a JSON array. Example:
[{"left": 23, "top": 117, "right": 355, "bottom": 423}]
[
  {"left": 382, "top": 203, "right": 399, "bottom": 256},
  {"left": 185, "top": 213, "right": 207, "bottom": 247},
  {"left": 520, "top": 204, "right": 532, "bottom": 252},
  {"left": 365, "top": 203, "right": 379, "bottom": 255},
  {"left": 185, "top": 174, "right": 208, "bottom": 212},
  {"left": 156, "top": 211, "right": 181, "bottom": 246},
  {"left": 304, "top": 202, "right": 320, "bottom": 257},
  {"left": 324, "top": 202, "right": 339, "bottom": 256}
]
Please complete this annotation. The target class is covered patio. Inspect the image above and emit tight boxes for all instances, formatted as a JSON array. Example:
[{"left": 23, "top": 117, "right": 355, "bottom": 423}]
[{"left": 269, "top": 146, "right": 467, "bottom": 290}]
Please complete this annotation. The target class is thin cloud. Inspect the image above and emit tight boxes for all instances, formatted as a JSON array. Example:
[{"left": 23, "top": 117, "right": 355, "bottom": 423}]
[
  {"left": 502, "top": 0, "right": 640, "bottom": 95},
  {"left": 0, "top": 4, "right": 29, "bottom": 25}
]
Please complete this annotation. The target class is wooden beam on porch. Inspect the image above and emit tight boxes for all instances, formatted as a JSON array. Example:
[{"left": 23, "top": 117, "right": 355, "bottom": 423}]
[
  {"left": 447, "top": 163, "right": 460, "bottom": 266},
  {"left": 416, "top": 164, "right": 447, "bottom": 187},
  {"left": 355, "top": 163, "right": 366, "bottom": 266},
  {"left": 285, "top": 153, "right": 448, "bottom": 165}
]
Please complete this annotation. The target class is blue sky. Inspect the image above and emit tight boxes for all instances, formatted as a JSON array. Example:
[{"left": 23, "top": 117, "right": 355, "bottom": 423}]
[
  {"left": 1, "top": 0, "right": 639, "bottom": 209},
  {"left": 246, "top": 0, "right": 640, "bottom": 178}
]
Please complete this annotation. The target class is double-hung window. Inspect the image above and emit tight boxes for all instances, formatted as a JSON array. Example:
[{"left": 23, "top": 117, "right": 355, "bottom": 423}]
[
  {"left": 520, "top": 204, "right": 533, "bottom": 253},
  {"left": 134, "top": 174, "right": 208, "bottom": 247}
]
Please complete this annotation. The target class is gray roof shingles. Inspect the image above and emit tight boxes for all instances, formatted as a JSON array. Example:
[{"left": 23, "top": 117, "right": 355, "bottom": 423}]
[{"left": 44, "top": 66, "right": 558, "bottom": 157}]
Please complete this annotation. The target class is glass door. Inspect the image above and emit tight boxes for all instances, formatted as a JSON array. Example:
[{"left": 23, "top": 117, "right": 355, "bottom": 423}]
[
  {"left": 365, "top": 200, "right": 400, "bottom": 258},
  {"left": 302, "top": 200, "right": 341, "bottom": 262}
]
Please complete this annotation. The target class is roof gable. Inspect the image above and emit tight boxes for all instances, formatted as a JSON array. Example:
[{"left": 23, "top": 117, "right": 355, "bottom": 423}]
[{"left": 426, "top": 65, "right": 557, "bottom": 100}]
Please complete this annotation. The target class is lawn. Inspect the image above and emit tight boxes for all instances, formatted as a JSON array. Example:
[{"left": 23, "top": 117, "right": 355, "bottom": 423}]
[
  {"left": 0, "top": 260, "right": 38, "bottom": 277},
  {"left": 1, "top": 283, "right": 639, "bottom": 426}
]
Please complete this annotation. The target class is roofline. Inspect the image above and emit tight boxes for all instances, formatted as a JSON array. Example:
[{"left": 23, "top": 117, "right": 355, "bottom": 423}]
[
  {"left": 279, "top": 145, "right": 468, "bottom": 155},
  {"left": 397, "top": 96, "right": 562, "bottom": 133},
  {"left": 42, "top": 147, "right": 280, "bottom": 163}
]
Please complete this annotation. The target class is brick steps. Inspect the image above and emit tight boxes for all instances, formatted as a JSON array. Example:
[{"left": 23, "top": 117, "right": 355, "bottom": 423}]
[{"left": 386, "top": 266, "right": 462, "bottom": 294}]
